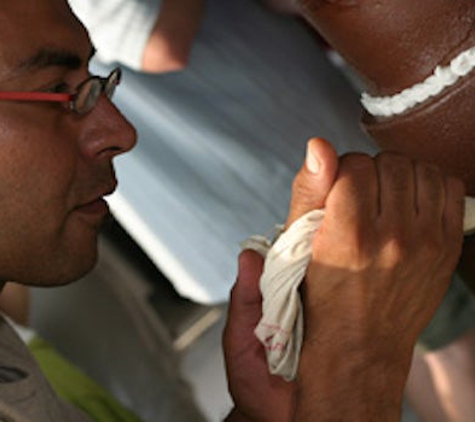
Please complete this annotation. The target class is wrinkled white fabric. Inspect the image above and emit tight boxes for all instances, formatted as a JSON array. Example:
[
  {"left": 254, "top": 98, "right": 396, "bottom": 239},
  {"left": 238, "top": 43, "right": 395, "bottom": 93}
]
[
  {"left": 243, "top": 198, "right": 475, "bottom": 381},
  {"left": 242, "top": 210, "right": 325, "bottom": 381}
]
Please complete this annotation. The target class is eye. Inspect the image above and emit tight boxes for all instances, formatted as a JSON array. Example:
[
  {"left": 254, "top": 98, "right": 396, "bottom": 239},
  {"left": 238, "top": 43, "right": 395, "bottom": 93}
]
[{"left": 47, "top": 82, "right": 70, "bottom": 94}]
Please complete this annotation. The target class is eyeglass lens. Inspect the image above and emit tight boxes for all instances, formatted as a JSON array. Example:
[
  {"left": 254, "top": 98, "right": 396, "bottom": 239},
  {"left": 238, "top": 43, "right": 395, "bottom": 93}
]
[{"left": 74, "top": 68, "right": 121, "bottom": 114}]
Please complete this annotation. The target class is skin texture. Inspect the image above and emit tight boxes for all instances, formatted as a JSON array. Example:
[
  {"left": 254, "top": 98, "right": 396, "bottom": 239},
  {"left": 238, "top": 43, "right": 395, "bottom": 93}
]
[
  {"left": 298, "top": 0, "right": 475, "bottom": 96},
  {"left": 0, "top": 0, "right": 136, "bottom": 287}
]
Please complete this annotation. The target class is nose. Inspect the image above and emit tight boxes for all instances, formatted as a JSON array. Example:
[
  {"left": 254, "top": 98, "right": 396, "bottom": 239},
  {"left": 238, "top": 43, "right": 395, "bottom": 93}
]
[{"left": 79, "top": 94, "right": 137, "bottom": 160}]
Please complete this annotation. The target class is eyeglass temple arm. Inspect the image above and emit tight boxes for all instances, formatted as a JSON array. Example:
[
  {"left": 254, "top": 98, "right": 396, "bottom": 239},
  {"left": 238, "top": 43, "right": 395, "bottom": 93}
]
[{"left": 0, "top": 91, "right": 72, "bottom": 102}]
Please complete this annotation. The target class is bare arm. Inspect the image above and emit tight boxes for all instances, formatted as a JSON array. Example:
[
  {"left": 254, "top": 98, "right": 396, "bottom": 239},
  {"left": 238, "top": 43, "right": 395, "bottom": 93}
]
[{"left": 141, "top": 0, "right": 205, "bottom": 73}]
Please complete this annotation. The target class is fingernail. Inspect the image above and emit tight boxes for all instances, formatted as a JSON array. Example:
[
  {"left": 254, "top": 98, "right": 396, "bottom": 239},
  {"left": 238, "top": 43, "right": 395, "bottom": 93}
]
[{"left": 306, "top": 142, "right": 320, "bottom": 174}]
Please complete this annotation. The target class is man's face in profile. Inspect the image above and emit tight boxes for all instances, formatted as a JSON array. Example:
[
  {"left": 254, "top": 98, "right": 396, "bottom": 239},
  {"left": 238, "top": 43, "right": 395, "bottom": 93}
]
[{"left": 0, "top": 0, "right": 136, "bottom": 286}]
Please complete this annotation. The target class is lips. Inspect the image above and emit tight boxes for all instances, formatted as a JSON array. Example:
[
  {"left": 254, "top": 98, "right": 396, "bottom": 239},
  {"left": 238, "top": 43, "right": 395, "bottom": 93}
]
[
  {"left": 75, "top": 197, "right": 110, "bottom": 215},
  {"left": 74, "top": 182, "right": 117, "bottom": 216}
]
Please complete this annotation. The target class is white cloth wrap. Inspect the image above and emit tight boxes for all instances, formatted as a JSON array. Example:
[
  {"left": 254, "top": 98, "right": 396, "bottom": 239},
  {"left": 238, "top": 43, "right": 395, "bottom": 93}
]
[
  {"left": 244, "top": 199, "right": 475, "bottom": 382},
  {"left": 243, "top": 210, "right": 325, "bottom": 381}
]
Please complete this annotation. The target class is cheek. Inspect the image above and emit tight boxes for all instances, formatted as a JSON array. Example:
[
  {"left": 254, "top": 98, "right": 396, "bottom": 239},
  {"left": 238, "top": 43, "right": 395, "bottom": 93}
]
[
  {"left": 0, "top": 111, "right": 112, "bottom": 284},
  {"left": 10, "top": 116, "right": 77, "bottom": 192},
  {"left": 0, "top": 169, "right": 99, "bottom": 285},
  {"left": 4, "top": 141, "right": 77, "bottom": 224},
  {"left": 0, "top": 122, "right": 83, "bottom": 282},
  {"left": 0, "top": 163, "right": 74, "bottom": 276}
]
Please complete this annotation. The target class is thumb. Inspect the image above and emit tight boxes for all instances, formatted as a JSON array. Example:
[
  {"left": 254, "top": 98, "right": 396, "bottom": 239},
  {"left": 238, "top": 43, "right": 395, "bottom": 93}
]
[
  {"left": 223, "top": 250, "right": 264, "bottom": 353},
  {"left": 227, "top": 249, "right": 264, "bottom": 321},
  {"left": 286, "top": 137, "right": 338, "bottom": 228}
]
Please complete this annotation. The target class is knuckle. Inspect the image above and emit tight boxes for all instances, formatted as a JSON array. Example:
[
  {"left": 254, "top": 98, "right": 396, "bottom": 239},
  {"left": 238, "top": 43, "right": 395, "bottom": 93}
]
[
  {"left": 376, "top": 151, "right": 412, "bottom": 168},
  {"left": 339, "top": 152, "right": 374, "bottom": 173},
  {"left": 417, "top": 161, "right": 442, "bottom": 179},
  {"left": 417, "top": 163, "right": 444, "bottom": 191},
  {"left": 337, "top": 153, "right": 377, "bottom": 195},
  {"left": 376, "top": 153, "right": 415, "bottom": 194},
  {"left": 355, "top": 228, "right": 447, "bottom": 272},
  {"left": 342, "top": 230, "right": 375, "bottom": 271},
  {"left": 376, "top": 152, "right": 412, "bottom": 178},
  {"left": 379, "top": 234, "right": 408, "bottom": 268}
]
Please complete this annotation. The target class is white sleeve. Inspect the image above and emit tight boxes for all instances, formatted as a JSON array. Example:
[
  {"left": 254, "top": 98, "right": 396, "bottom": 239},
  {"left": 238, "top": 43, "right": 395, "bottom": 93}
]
[{"left": 68, "top": 0, "right": 162, "bottom": 70}]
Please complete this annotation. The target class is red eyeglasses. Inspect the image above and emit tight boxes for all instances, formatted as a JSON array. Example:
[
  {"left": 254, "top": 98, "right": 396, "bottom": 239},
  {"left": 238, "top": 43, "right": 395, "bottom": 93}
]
[{"left": 0, "top": 67, "right": 121, "bottom": 115}]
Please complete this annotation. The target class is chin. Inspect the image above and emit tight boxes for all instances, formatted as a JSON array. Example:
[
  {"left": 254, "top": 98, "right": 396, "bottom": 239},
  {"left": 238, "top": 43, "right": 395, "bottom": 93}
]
[
  {"left": 63, "top": 257, "right": 98, "bottom": 285},
  {"left": 31, "top": 236, "right": 100, "bottom": 287},
  {"left": 57, "top": 222, "right": 103, "bottom": 283},
  {"left": 27, "top": 256, "right": 98, "bottom": 288},
  {"left": 57, "top": 244, "right": 100, "bottom": 286}
]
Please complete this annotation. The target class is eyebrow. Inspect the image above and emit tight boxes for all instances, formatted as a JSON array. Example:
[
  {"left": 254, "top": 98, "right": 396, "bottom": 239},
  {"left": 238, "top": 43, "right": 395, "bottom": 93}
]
[{"left": 16, "top": 46, "right": 96, "bottom": 72}]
